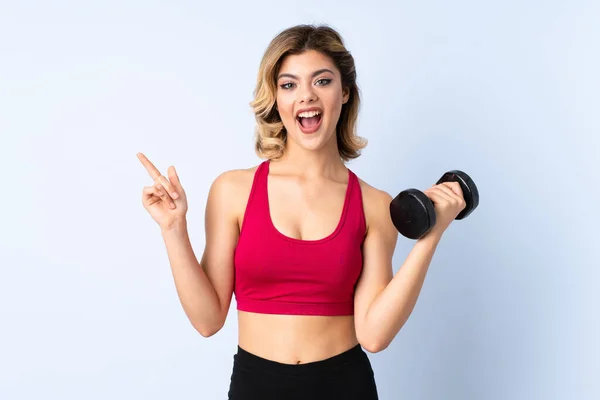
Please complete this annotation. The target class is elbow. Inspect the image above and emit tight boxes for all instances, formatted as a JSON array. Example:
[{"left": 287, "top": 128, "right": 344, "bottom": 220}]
[
  {"left": 362, "top": 339, "right": 389, "bottom": 354},
  {"left": 197, "top": 326, "right": 217, "bottom": 338},
  {"left": 192, "top": 316, "right": 225, "bottom": 338},
  {"left": 358, "top": 332, "right": 390, "bottom": 353},
  {"left": 189, "top": 305, "right": 227, "bottom": 338},
  {"left": 195, "top": 322, "right": 222, "bottom": 338}
]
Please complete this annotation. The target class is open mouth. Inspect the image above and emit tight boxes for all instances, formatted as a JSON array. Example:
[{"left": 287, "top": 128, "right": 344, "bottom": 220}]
[{"left": 296, "top": 109, "right": 323, "bottom": 134}]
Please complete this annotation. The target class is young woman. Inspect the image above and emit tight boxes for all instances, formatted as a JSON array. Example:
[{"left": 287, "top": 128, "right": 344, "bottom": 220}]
[{"left": 137, "top": 24, "right": 466, "bottom": 400}]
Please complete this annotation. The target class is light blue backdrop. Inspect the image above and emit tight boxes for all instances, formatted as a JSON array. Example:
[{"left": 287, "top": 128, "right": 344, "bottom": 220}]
[{"left": 1, "top": 1, "right": 597, "bottom": 399}]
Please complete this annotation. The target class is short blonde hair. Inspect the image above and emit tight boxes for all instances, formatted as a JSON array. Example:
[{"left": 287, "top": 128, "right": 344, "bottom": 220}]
[{"left": 250, "top": 24, "right": 367, "bottom": 162}]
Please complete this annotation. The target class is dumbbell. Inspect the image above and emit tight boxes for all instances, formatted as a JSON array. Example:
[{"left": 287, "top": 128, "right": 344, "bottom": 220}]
[{"left": 389, "top": 170, "right": 479, "bottom": 239}]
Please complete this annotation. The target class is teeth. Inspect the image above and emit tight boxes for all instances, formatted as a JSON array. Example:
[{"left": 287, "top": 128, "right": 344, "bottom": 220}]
[{"left": 297, "top": 110, "right": 322, "bottom": 118}]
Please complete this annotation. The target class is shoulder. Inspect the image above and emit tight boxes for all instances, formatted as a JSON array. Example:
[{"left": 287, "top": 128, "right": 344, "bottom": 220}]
[
  {"left": 356, "top": 177, "right": 394, "bottom": 207},
  {"left": 206, "top": 163, "right": 263, "bottom": 217},
  {"left": 211, "top": 164, "right": 260, "bottom": 193},
  {"left": 356, "top": 177, "right": 395, "bottom": 234}
]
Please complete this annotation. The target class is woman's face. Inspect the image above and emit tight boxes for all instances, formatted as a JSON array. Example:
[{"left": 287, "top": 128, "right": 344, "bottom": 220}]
[{"left": 275, "top": 50, "right": 349, "bottom": 154}]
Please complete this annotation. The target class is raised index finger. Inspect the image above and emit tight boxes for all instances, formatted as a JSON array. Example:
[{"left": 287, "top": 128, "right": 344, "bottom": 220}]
[{"left": 136, "top": 152, "right": 161, "bottom": 180}]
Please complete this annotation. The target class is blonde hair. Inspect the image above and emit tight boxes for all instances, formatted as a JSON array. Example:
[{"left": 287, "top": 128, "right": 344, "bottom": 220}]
[{"left": 250, "top": 24, "right": 367, "bottom": 162}]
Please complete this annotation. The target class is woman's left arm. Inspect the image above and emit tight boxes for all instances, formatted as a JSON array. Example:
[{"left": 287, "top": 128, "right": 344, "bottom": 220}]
[{"left": 354, "top": 181, "right": 465, "bottom": 353}]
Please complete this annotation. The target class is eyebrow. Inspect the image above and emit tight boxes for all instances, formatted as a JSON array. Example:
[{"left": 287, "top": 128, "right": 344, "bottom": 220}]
[{"left": 277, "top": 68, "right": 335, "bottom": 81}]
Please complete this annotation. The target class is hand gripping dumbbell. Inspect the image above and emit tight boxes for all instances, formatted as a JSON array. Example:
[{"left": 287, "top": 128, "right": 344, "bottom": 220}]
[{"left": 389, "top": 170, "right": 479, "bottom": 239}]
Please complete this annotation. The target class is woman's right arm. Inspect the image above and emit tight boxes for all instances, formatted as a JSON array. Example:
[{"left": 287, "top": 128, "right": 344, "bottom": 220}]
[{"left": 161, "top": 171, "right": 240, "bottom": 337}]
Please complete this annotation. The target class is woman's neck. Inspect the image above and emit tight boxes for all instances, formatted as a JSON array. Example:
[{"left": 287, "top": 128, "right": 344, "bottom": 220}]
[{"left": 273, "top": 141, "right": 346, "bottom": 179}]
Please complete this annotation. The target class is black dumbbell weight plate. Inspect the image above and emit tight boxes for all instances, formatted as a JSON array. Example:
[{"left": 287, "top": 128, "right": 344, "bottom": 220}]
[{"left": 389, "top": 189, "right": 436, "bottom": 240}]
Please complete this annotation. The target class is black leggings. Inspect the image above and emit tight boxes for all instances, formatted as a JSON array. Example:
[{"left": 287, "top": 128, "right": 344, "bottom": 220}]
[{"left": 227, "top": 344, "right": 379, "bottom": 400}]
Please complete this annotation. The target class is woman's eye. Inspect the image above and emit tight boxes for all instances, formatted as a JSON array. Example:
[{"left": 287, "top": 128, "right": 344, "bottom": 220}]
[
  {"left": 279, "top": 79, "right": 330, "bottom": 89},
  {"left": 316, "top": 79, "right": 332, "bottom": 86}
]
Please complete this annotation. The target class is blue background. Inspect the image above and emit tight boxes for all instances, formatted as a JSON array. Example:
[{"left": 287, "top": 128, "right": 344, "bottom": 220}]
[{"left": 1, "top": 1, "right": 597, "bottom": 399}]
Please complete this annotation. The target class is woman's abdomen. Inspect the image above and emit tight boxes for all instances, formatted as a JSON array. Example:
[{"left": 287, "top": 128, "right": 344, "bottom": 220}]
[{"left": 237, "top": 311, "right": 359, "bottom": 364}]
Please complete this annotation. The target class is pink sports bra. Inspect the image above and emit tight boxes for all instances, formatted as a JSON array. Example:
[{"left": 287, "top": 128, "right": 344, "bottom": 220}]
[{"left": 233, "top": 160, "right": 367, "bottom": 316}]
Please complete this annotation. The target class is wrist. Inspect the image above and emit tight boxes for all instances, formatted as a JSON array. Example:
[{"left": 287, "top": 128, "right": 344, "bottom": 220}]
[
  {"left": 161, "top": 218, "right": 188, "bottom": 237},
  {"left": 420, "top": 229, "right": 443, "bottom": 246}
]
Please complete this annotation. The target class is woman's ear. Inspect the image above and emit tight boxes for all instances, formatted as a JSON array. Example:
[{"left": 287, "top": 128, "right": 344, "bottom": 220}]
[{"left": 342, "top": 87, "right": 350, "bottom": 104}]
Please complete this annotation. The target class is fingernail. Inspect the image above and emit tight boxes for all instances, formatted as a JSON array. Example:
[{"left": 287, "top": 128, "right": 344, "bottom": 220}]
[{"left": 172, "top": 192, "right": 179, "bottom": 199}]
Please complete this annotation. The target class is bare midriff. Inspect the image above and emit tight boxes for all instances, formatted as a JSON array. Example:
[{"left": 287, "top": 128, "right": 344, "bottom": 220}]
[{"left": 237, "top": 311, "right": 359, "bottom": 364}]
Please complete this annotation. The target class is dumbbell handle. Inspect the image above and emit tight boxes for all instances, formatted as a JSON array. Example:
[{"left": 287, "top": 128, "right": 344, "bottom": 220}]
[{"left": 436, "top": 170, "right": 479, "bottom": 220}]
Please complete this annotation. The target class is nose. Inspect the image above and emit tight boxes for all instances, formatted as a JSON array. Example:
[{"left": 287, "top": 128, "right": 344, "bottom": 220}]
[{"left": 297, "top": 84, "right": 317, "bottom": 104}]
